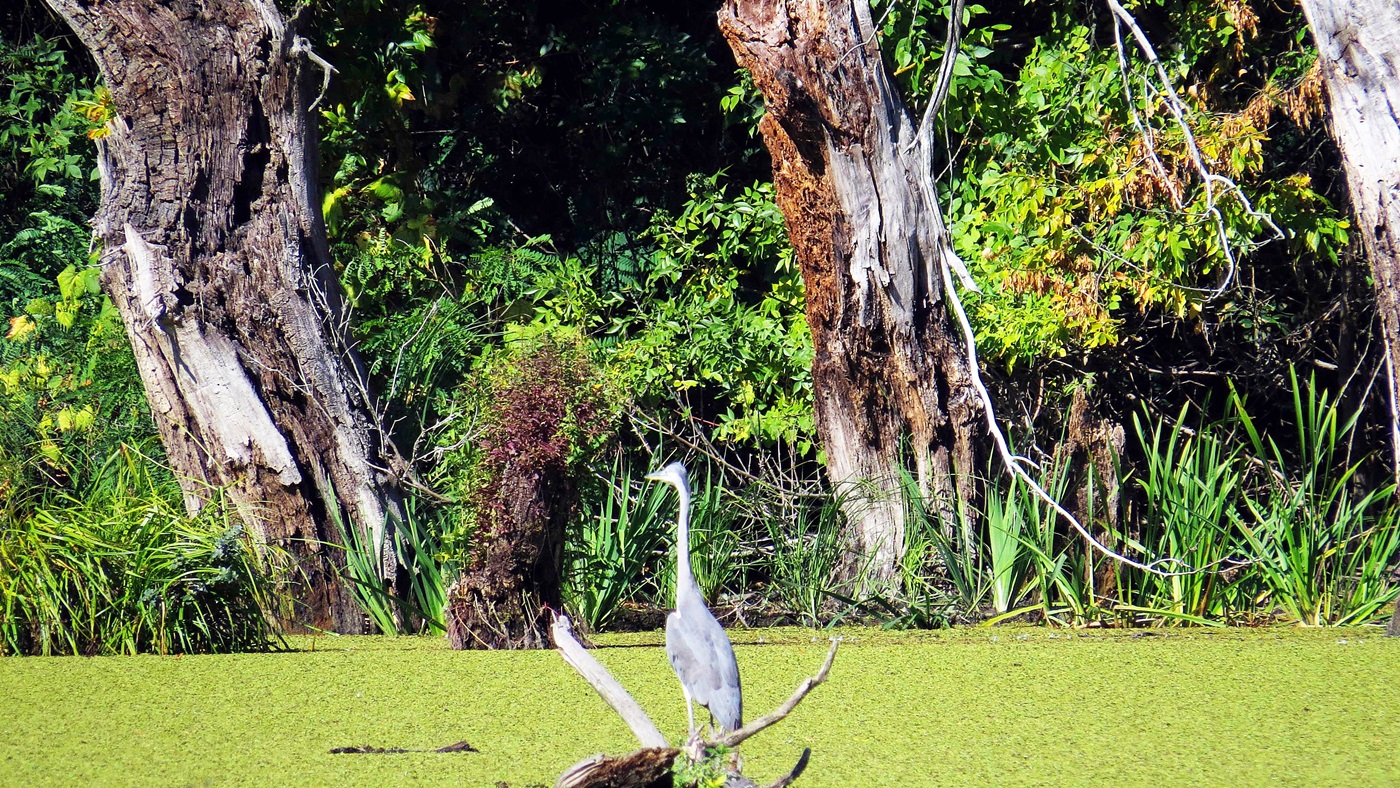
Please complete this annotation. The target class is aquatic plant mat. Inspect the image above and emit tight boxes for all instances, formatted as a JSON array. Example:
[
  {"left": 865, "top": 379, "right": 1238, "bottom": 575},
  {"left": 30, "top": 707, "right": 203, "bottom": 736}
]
[{"left": 2, "top": 627, "right": 1398, "bottom": 786}]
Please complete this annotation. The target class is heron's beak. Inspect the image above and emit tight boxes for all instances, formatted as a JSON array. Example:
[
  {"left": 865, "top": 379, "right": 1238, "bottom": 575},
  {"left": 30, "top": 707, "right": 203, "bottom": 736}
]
[{"left": 644, "top": 469, "right": 663, "bottom": 482}]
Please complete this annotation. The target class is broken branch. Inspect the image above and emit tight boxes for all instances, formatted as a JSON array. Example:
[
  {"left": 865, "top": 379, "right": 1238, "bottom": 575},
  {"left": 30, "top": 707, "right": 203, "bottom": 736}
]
[
  {"left": 551, "top": 613, "right": 670, "bottom": 749},
  {"left": 717, "top": 638, "right": 839, "bottom": 748}
]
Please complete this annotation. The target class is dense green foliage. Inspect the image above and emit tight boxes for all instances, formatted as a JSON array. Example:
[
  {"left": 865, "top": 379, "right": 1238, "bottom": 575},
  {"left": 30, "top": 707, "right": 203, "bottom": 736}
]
[
  {"left": 2, "top": 0, "right": 1399, "bottom": 649},
  {"left": 0, "top": 445, "right": 287, "bottom": 656}
]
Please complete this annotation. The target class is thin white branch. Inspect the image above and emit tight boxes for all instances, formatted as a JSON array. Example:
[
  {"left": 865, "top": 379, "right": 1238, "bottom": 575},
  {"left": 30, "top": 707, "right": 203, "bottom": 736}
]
[
  {"left": 1104, "top": 0, "right": 1283, "bottom": 298},
  {"left": 715, "top": 637, "right": 839, "bottom": 748},
  {"left": 551, "top": 614, "right": 670, "bottom": 749},
  {"left": 940, "top": 251, "right": 1217, "bottom": 576},
  {"left": 915, "top": 0, "right": 967, "bottom": 142},
  {"left": 387, "top": 299, "right": 440, "bottom": 403}
]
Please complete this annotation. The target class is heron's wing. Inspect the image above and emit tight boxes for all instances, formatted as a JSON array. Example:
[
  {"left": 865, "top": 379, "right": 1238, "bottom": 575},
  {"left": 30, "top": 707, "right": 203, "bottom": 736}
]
[
  {"left": 667, "top": 603, "right": 742, "bottom": 731},
  {"left": 708, "top": 626, "right": 742, "bottom": 731},
  {"left": 666, "top": 610, "right": 712, "bottom": 703}
]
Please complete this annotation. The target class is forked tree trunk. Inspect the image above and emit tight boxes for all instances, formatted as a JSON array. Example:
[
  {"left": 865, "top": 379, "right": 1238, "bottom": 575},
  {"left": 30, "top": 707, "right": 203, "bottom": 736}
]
[
  {"left": 719, "top": 0, "right": 982, "bottom": 583},
  {"left": 1297, "top": 0, "right": 1400, "bottom": 636},
  {"left": 45, "top": 0, "right": 403, "bottom": 633}
]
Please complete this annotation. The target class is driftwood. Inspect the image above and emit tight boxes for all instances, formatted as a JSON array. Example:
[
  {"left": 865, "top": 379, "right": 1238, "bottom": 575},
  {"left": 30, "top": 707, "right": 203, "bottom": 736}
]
[
  {"left": 551, "top": 614, "right": 836, "bottom": 788},
  {"left": 552, "top": 615, "right": 670, "bottom": 748}
]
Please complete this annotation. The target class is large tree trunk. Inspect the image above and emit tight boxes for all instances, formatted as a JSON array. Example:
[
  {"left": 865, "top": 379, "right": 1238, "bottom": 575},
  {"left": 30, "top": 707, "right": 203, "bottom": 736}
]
[
  {"left": 45, "top": 0, "right": 403, "bottom": 633},
  {"left": 719, "top": 0, "right": 982, "bottom": 583},
  {"left": 1298, "top": 0, "right": 1400, "bottom": 636}
]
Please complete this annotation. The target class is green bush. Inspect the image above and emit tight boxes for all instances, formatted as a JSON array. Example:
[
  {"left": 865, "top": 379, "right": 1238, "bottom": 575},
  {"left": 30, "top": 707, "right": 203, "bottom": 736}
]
[{"left": 0, "top": 446, "right": 288, "bottom": 656}]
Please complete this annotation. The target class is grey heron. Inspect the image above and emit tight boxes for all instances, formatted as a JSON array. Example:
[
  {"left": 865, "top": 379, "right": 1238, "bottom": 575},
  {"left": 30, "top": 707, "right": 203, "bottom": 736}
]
[{"left": 646, "top": 461, "right": 743, "bottom": 735}]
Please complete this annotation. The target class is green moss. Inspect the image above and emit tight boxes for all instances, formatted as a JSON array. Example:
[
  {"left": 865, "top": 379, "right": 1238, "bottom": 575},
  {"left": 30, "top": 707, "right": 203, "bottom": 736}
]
[{"left": 2, "top": 627, "right": 1398, "bottom": 785}]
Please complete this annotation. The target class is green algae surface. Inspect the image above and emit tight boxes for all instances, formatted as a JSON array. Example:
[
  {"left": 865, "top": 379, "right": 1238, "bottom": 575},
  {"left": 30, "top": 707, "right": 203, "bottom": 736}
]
[{"left": 2, "top": 627, "right": 1398, "bottom": 786}]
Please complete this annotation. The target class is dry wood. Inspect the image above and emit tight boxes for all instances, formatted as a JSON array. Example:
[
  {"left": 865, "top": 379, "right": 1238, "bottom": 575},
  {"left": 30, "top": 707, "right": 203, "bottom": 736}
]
[
  {"left": 717, "top": 639, "right": 838, "bottom": 748},
  {"left": 551, "top": 615, "right": 670, "bottom": 749},
  {"left": 43, "top": 0, "right": 405, "bottom": 631},
  {"left": 552, "top": 621, "right": 837, "bottom": 787},
  {"left": 555, "top": 749, "right": 678, "bottom": 788}
]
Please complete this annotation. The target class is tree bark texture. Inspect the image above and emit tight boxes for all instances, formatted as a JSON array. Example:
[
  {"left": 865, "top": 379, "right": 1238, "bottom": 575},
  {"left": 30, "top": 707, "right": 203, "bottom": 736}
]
[
  {"left": 44, "top": 0, "right": 403, "bottom": 633},
  {"left": 719, "top": 0, "right": 982, "bottom": 582},
  {"left": 1297, "top": 0, "right": 1400, "bottom": 636},
  {"left": 443, "top": 469, "right": 570, "bottom": 650}
]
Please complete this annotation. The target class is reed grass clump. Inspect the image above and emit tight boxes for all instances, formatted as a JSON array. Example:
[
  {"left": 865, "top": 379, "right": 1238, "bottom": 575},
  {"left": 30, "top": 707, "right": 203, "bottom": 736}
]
[{"left": 0, "top": 445, "right": 287, "bottom": 655}]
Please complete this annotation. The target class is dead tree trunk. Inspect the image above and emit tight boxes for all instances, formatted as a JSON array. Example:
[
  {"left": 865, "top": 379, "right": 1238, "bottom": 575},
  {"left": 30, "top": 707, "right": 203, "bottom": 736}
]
[
  {"left": 719, "top": 0, "right": 982, "bottom": 583},
  {"left": 44, "top": 0, "right": 403, "bottom": 633},
  {"left": 444, "top": 342, "right": 596, "bottom": 649},
  {"left": 443, "top": 467, "right": 571, "bottom": 650},
  {"left": 1297, "top": 0, "right": 1400, "bottom": 636}
]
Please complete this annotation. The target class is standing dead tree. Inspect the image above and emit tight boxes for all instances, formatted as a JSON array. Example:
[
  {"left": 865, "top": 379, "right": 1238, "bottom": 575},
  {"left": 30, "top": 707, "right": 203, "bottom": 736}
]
[
  {"left": 718, "top": 0, "right": 983, "bottom": 585},
  {"left": 551, "top": 614, "right": 834, "bottom": 788},
  {"left": 43, "top": 0, "right": 404, "bottom": 632},
  {"left": 445, "top": 342, "right": 608, "bottom": 649}
]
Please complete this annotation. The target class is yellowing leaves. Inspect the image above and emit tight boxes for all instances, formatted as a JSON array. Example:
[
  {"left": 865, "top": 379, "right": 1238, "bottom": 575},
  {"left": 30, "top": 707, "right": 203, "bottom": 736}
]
[
  {"left": 6, "top": 315, "right": 36, "bottom": 340},
  {"left": 72, "top": 85, "right": 115, "bottom": 139},
  {"left": 384, "top": 69, "right": 416, "bottom": 106},
  {"left": 55, "top": 404, "right": 96, "bottom": 433}
]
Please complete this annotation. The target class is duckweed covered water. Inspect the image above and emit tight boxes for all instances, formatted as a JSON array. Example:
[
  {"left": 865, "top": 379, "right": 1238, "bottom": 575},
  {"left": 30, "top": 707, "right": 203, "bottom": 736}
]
[{"left": 1, "top": 627, "right": 1397, "bottom": 786}]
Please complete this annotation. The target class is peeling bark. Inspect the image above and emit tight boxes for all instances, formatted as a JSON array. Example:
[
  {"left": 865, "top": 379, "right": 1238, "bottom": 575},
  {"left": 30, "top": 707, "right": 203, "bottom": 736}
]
[
  {"left": 44, "top": 0, "right": 403, "bottom": 632},
  {"left": 1297, "top": 0, "right": 1400, "bottom": 636},
  {"left": 719, "top": 0, "right": 982, "bottom": 582}
]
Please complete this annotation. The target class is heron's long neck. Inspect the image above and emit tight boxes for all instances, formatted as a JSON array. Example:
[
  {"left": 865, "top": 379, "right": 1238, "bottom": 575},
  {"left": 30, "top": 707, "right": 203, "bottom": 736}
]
[{"left": 676, "top": 483, "right": 700, "bottom": 601}]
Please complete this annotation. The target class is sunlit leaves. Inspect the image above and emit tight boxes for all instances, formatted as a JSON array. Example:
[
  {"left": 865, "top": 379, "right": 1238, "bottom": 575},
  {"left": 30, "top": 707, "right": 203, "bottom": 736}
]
[{"left": 931, "top": 16, "right": 1345, "bottom": 369}]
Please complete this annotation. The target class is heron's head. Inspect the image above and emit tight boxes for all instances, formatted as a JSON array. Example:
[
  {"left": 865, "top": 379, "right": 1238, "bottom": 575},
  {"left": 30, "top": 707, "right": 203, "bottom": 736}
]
[{"left": 644, "top": 461, "right": 689, "bottom": 493}]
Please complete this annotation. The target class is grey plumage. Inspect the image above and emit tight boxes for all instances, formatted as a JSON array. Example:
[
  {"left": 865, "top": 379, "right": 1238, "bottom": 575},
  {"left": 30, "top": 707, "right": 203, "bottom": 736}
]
[{"left": 646, "top": 461, "right": 743, "bottom": 734}]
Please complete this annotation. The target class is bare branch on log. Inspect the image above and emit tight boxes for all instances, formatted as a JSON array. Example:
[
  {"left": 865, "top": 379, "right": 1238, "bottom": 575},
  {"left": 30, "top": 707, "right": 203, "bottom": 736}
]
[
  {"left": 716, "top": 638, "right": 839, "bottom": 749},
  {"left": 551, "top": 614, "right": 670, "bottom": 749},
  {"left": 551, "top": 624, "right": 834, "bottom": 786},
  {"left": 767, "top": 748, "right": 811, "bottom": 788}
]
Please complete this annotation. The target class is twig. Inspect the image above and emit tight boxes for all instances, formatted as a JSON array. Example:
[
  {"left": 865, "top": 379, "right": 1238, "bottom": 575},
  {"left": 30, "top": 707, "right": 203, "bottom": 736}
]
[
  {"left": 716, "top": 638, "right": 840, "bottom": 748},
  {"left": 767, "top": 749, "right": 811, "bottom": 788},
  {"left": 291, "top": 36, "right": 338, "bottom": 115},
  {"left": 1104, "top": 0, "right": 1283, "bottom": 298},
  {"left": 915, "top": 0, "right": 967, "bottom": 143}
]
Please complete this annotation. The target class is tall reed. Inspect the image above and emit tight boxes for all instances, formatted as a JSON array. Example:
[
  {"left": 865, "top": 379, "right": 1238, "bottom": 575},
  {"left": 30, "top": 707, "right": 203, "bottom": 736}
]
[
  {"left": 564, "top": 457, "right": 670, "bottom": 630},
  {"left": 0, "top": 444, "right": 287, "bottom": 655},
  {"left": 1235, "top": 372, "right": 1400, "bottom": 625}
]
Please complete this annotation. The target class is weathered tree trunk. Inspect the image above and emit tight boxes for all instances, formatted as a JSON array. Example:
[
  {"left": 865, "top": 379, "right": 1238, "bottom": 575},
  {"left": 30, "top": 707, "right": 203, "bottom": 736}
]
[
  {"left": 45, "top": 0, "right": 403, "bottom": 633},
  {"left": 719, "top": 0, "right": 982, "bottom": 583},
  {"left": 1297, "top": 0, "right": 1400, "bottom": 636},
  {"left": 443, "top": 469, "right": 571, "bottom": 650}
]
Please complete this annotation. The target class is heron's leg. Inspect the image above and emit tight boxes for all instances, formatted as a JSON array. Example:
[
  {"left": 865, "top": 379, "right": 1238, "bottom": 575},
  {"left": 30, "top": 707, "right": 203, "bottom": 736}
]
[{"left": 682, "top": 686, "right": 696, "bottom": 736}]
